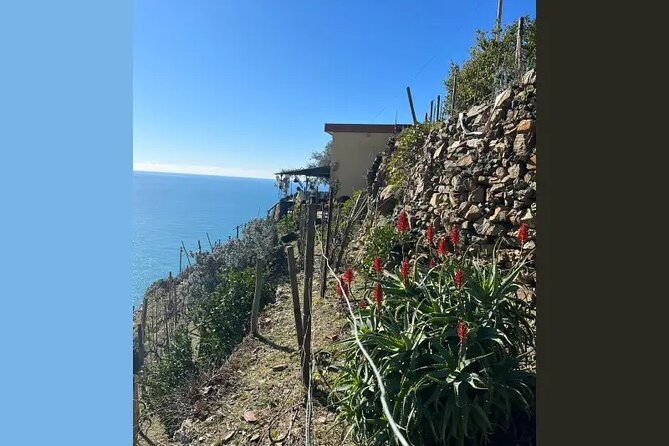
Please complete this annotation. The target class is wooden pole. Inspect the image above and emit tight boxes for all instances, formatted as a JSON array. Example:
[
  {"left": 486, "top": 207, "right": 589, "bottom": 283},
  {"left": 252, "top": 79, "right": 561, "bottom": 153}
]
[
  {"left": 319, "top": 188, "right": 335, "bottom": 300},
  {"left": 451, "top": 69, "right": 458, "bottom": 115},
  {"left": 236, "top": 225, "right": 240, "bottom": 239},
  {"left": 516, "top": 16, "right": 524, "bottom": 71},
  {"left": 406, "top": 86, "right": 418, "bottom": 125},
  {"left": 206, "top": 232, "right": 213, "bottom": 250},
  {"left": 429, "top": 100, "right": 434, "bottom": 122},
  {"left": 181, "top": 241, "right": 191, "bottom": 267},
  {"left": 286, "top": 246, "right": 304, "bottom": 348},
  {"left": 301, "top": 204, "right": 317, "bottom": 385},
  {"left": 179, "top": 247, "right": 182, "bottom": 274},
  {"left": 198, "top": 240, "right": 202, "bottom": 253},
  {"left": 495, "top": 0, "right": 503, "bottom": 42},
  {"left": 436, "top": 95, "right": 441, "bottom": 122},
  {"left": 250, "top": 258, "right": 265, "bottom": 336},
  {"left": 133, "top": 376, "right": 139, "bottom": 446}
]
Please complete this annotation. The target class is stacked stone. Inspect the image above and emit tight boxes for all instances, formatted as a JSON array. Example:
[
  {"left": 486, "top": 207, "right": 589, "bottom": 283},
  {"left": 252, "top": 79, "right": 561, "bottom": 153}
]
[{"left": 370, "top": 69, "right": 537, "bottom": 297}]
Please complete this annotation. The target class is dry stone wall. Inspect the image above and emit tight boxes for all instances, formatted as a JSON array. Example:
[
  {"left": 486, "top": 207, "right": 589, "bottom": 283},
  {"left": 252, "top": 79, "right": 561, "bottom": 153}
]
[{"left": 368, "top": 69, "right": 537, "bottom": 295}]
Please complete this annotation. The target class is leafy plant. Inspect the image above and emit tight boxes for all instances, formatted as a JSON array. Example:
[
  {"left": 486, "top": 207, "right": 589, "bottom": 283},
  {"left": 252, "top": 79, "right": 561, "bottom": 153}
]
[
  {"left": 193, "top": 267, "right": 273, "bottom": 367},
  {"left": 360, "top": 219, "right": 405, "bottom": 271},
  {"left": 331, "top": 244, "right": 536, "bottom": 445},
  {"left": 445, "top": 16, "right": 536, "bottom": 113},
  {"left": 143, "top": 326, "right": 198, "bottom": 436},
  {"left": 386, "top": 123, "right": 433, "bottom": 190},
  {"left": 277, "top": 202, "right": 301, "bottom": 236}
]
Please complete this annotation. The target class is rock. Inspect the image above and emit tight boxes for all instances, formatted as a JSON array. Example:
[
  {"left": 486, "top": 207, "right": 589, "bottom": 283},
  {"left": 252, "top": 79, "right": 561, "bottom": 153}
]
[
  {"left": 222, "top": 430, "right": 237, "bottom": 443},
  {"left": 513, "top": 134, "right": 531, "bottom": 159},
  {"left": 456, "top": 155, "right": 475, "bottom": 167},
  {"left": 379, "top": 184, "right": 396, "bottom": 201},
  {"left": 468, "top": 187, "right": 486, "bottom": 203},
  {"left": 516, "top": 119, "right": 535, "bottom": 134},
  {"left": 464, "top": 205, "right": 482, "bottom": 221},
  {"left": 490, "top": 207, "right": 510, "bottom": 223},
  {"left": 527, "top": 154, "right": 536, "bottom": 170},
  {"left": 271, "top": 364, "right": 288, "bottom": 372},
  {"left": 493, "top": 88, "right": 513, "bottom": 110},
  {"left": 521, "top": 69, "right": 536, "bottom": 85},
  {"left": 520, "top": 209, "right": 535, "bottom": 227},
  {"left": 494, "top": 166, "right": 508, "bottom": 178},
  {"left": 474, "top": 219, "right": 506, "bottom": 237},
  {"left": 429, "top": 193, "right": 441, "bottom": 207},
  {"left": 174, "top": 419, "right": 196, "bottom": 444},
  {"left": 465, "top": 138, "right": 483, "bottom": 150},
  {"left": 244, "top": 411, "right": 257, "bottom": 423},
  {"left": 250, "top": 433, "right": 260, "bottom": 442},
  {"left": 466, "top": 103, "right": 490, "bottom": 117},
  {"left": 433, "top": 143, "right": 445, "bottom": 158},
  {"left": 508, "top": 163, "right": 524, "bottom": 179}
]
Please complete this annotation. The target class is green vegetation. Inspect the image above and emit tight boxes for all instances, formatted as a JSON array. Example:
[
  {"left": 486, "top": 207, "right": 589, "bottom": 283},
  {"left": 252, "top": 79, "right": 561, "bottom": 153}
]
[
  {"left": 308, "top": 139, "right": 332, "bottom": 168},
  {"left": 277, "top": 202, "right": 301, "bottom": 236},
  {"left": 331, "top": 243, "right": 536, "bottom": 445},
  {"left": 140, "top": 217, "right": 284, "bottom": 436},
  {"left": 386, "top": 123, "right": 433, "bottom": 190},
  {"left": 143, "top": 327, "right": 198, "bottom": 436},
  {"left": 359, "top": 219, "right": 404, "bottom": 271},
  {"left": 445, "top": 16, "right": 536, "bottom": 112}
]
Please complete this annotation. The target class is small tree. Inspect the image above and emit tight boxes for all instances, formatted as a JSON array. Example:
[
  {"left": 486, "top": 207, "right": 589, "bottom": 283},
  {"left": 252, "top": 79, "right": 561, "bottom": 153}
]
[
  {"left": 308, "top": 139, "right": 332, "bottom": 168},
  {"left": 445, "top": 16, "right": 536, "bottom": 113}
]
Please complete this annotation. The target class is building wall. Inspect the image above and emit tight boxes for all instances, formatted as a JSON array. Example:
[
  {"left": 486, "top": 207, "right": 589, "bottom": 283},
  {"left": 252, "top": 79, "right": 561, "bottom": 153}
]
[{"left": 330, "top": 131, "right": 393, "bottom": 198}]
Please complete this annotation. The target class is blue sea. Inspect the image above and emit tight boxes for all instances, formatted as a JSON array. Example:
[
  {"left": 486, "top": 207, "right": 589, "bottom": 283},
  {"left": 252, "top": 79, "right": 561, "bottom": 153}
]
[{"left": 132, "top": 171, "right": 280, "bottom": 306}]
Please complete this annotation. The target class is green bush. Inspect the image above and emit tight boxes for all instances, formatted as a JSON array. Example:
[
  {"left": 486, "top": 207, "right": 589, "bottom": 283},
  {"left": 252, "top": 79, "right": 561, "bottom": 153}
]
[
  {"left": 331, "top": 246, "right": 535, "bottom": 445},
  {"left": 360, "top": 219, "right": 405, "bottom": 271},
  {"left": 277, "top": 202, "right": 301, "bottom": 236},
  {"left": 143, "top": 327, "right": 198, "bottom": 436},
  {"left": 192, "top": 267, "right": 273, "bottom": 367},
  {"left": 445, "top": 16, "right": 536, "bottom": 113},
  {"left": 386, "top": 123, "right": 433, "bottom": 190}
]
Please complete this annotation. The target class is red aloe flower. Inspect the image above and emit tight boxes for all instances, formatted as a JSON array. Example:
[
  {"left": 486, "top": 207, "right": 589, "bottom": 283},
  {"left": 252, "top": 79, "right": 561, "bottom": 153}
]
[
  {"left": 397, "top": 210, "right": 409, "bottom": 233},
  {"left": 457, "top": 321, "right": 467, "bottom": 343},
  {"left": 359, "top": 298, "right": 367, "bottom": 309},
  {"left": 438, "top": 236, "right": 447, "bottom": 257},
  {"left": 400, "top": 257, "right": 410, "bottom": 283},
  {"left": 518, "top": 223, "right": 529, "bottom": 244},
  {"left": 454, "top": 269, "right": 464, "bottom": 289},
  {"left": 426, "top": 224, "right": 434, "bottom": 244},
  {"left": 336, "top": 276, "right": 348, "bottom": 298},
  {"left": 450, "top": 225, "right": 460, "bottom": 247},
  {"left": 373, "top": 256, "right": 383, "bottom": 274},
  {"left": 429, "top": 258, "right": 436, "bottom": 268},
  {"left": 374, "top": 283, "right": 383, "bottom": 306},
  {"left": 343, "top": 267, "right": 354, "bottom": 286}
]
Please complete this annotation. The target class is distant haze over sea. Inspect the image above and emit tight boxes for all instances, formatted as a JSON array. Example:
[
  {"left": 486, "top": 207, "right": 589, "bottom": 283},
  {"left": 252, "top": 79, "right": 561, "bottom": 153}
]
[{"left": 132, "top": 171, "right": 280, "bottom": 306}]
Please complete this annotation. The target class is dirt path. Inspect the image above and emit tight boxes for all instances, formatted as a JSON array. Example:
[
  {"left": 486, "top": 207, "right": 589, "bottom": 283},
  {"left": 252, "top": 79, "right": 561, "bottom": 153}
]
[{"left": 142, "top": 263, "right": 354, "bottom": 446}]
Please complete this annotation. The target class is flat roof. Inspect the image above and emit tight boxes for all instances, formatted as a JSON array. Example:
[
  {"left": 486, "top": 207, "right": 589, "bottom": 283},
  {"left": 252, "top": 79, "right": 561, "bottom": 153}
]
[
  {"left": 275, "top": 165, "right": 331, "bottom": 177},
  {"left": 324, "top": 123, "right": 412, "bottom": 135}
]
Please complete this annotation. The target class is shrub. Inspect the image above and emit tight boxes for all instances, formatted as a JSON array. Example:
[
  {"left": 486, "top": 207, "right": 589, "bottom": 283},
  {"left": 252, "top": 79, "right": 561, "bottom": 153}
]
[
  {"left": 386, "top": 123, "right": 432, "bottom": 190},
  {"left": 331, "top": 245, "right": 536, "bottom": 445},
  {"left": 277, "top": 202, "right": 301, "bottom": 236},
  {"left": 143, "top": 326, "right": 198, "bottom": 436},
  {"left": 445, "top": 16, "right": 536, "bottom": 113},
  {"left": 192, "top": 267, "right": 274, "bottom": 367},
  {"left": 360, "top": 219, "right": 405, "bottom": 271}
]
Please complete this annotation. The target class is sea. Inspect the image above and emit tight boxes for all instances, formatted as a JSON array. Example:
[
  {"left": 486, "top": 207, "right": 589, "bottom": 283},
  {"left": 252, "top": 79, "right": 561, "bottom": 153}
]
[{"left": 132, "top": 171, "right": 280, "bottom": 306}]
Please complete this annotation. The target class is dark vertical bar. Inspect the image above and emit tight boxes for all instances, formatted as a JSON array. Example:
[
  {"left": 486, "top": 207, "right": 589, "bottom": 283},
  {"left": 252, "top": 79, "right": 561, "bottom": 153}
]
[{"left": 406, "top": 86, "right": 418, "bottom": 125}]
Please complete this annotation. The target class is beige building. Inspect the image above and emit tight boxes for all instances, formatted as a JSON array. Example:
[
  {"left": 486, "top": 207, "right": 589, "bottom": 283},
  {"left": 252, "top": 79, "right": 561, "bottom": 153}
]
[{"left": 325, "top": 123, "right": 410, "bottom": 198}]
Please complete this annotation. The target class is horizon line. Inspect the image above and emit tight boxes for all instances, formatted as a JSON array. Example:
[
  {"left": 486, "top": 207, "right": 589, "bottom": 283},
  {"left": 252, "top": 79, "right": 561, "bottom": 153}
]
[{"left": 133, "top": 162, "right": 276, "bottom": 180}]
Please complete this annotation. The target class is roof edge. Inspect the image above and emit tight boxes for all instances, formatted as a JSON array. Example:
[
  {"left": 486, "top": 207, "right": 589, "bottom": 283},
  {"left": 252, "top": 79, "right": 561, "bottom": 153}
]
[{"left": 324, "top": 123, "right": 412, "bottom": 135}]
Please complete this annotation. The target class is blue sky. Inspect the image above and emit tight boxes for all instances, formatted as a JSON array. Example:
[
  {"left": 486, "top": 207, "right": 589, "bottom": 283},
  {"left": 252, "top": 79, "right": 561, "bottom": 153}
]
[{"left": 133, "top": 0, "right": 535, "bottom": 179}]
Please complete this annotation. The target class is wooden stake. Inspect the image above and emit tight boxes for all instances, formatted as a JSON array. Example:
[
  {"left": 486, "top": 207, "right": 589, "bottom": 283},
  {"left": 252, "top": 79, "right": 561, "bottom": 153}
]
[
  {"left": 250, "top": 258, "right": 265, "bottom": 336},
  {"left": 406, "top": 86, "right": 418, "bottom": 125},
  {"left": 436, "top": 95, "right": 441, "bottom": 122},
  {"left": 495, "top": 0, "right": 504, "bottom": 42},
  {"left": 319, "top": 189, "right": 335, "bottom": 300},
  {"left": 198, "top": 240, "right": 202, "bottom": 253},
  {"left": 179, "top": 247, "right": 183, "bottom": 274},
  {"left": 451, "top": 69, "right": 458, "bottom": 115},
  {"left": 286, "top": 245, "right": 304, "bottom": 348},
  {"left": 516, "top": 16, "right": 524, "bottom": 70},
  {"left": 181, "top": 241, "right": 192, "bottom": 267},
  {"left": 301, "top": 204, "right": 317, "bottom": 385},
  {"left": 133, "top": 376, "right": 139, "bottom": 446},
  {"left": 429, "top": 100, "right": 434, "bottom": 122}
]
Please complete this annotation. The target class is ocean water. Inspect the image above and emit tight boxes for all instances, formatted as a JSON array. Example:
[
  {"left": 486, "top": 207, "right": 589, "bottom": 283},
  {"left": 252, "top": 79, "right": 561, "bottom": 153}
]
[{"left": 132, "top": 171, "right": 280, "bottom": 306}]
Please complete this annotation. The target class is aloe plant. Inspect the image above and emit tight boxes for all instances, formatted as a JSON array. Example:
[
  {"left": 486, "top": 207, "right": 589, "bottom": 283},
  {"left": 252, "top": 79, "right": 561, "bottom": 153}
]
[{"left": 331, "top": 244, "right": 535, "bottom": 445}]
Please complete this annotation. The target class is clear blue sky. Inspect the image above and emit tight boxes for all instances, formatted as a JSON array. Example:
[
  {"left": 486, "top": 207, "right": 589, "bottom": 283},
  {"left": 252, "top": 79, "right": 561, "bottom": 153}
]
[{"left": 134, "top": 0, "right": 536, "bottom": 179}]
